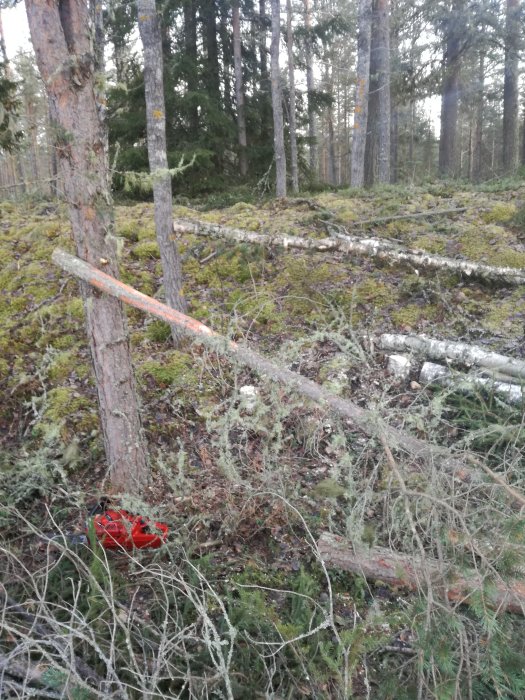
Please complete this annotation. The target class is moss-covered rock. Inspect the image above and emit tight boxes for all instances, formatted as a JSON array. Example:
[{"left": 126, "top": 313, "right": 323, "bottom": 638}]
[{"left": 482, "top": 202, "right": 517, "bottom": 224}]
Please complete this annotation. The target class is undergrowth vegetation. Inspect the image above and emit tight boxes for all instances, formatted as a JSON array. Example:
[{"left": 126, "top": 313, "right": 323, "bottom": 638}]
[{"left": 1, "top": 181, "right": 525, "bottom": 698}]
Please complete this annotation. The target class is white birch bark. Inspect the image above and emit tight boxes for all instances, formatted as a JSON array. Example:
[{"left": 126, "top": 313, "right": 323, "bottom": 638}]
[
  {"left": 172, "top": 219, "right": 525, "bottom": 286},
  {"left": 380, "top": 334, "right": 525, "bottom": 380}
]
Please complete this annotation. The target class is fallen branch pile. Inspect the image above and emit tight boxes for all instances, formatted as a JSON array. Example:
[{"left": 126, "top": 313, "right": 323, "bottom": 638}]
[
  {"left": 172, "top": 218, "right": 525, "bottom": 286},
  {"left": 318, "top": 533, "right": 525, "bottom": 615},
  {"left": 346, "top": 206, "right": 467, "bottom": 227}
]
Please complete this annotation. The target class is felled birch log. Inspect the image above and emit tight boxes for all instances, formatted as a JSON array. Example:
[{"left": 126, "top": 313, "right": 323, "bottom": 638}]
[
  {"left": 318, "top": 532, "right": 525, "bottom": 615},
  {"left": 380, "top": 333, "right": 525, "bottom": 381},
  {"left": 420, "top": 362, "right": 524, "bottom": 405},
  {"left": 172, "top": 219, "right": 525, "bottom": 286},
  {"left": 53, "top": 248, "right": 483, "bottom": 487}
]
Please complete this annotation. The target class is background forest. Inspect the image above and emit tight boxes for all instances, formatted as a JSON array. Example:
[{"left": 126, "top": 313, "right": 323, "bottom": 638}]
[
  {"left": 1, "top": 1, "right": 525, "bottom": 699},
  {"left": 1, "top": 0, "right": 525, "bottom": 196}
]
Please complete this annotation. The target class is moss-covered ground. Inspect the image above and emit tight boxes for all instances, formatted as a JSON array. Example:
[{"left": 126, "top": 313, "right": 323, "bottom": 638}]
[{"left": 1, "top": 182, "right": 525, "bottom": 697}]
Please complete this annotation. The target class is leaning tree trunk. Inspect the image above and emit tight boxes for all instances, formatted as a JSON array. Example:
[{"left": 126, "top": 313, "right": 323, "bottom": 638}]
[
  {"left": 286, "top": 0, "right": 299, "bottom": 193},
  {"left": 233, "top": 1, "right": 248, "bottom": 176},
  {"left": 351, "top": 0, "right": 372, "bottom": 187},
  {"left": 438, "top": 3, "right": 463, "bottom": 178},
  {"left": 376, "top": 0, "right": 390, "bottom": 183},
  {"left": 502, "top": 0, "right": 520, "bottom": 174},
  {"left": 25, "top": 0, "right": 149, "bottom": 493},
  {"left": 137, "top": 0, "right": 187, "bottom": 345},
  {"left": 270, "top": 0, "right": 287, "bottom": 197}
]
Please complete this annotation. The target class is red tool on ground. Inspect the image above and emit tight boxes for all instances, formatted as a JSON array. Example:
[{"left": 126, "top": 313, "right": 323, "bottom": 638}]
[{"left": 88, "top": 498, "right": 169, "bottom": 550}]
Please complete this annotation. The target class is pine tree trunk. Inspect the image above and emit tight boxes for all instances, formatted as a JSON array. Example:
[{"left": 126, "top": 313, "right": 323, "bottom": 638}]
[
  {"left": 502, "top": 0, "right": 520, "bottom": 174},
  {"left": 270, "top": 0, "right": 287, "bottom": 197},
  {"left": 258, "top": 0, "right": 272, "bottom": 140},
  {"left": 286, "top": 0, "right": 299, "bottom": 193},
  {"left": 303, "top": 0, "right": 317, "bottom": 175},
  {"left": 218, "top": 2, "right": 234, "bottom": 119},
  {"left": 376, "top": 0, "right": 390, "bottom": 183},
  {"left": 25, "top": 0, "right": 149, "bottom": 493},
  {"left": 471, "top": 47, "right": 484, "bottom": 182},
  {"left": 233, "top": 1, "right": 248, "bottom": 176},
  {"left": 137, "top": 0, "right": 187, "bottom": 346},
  {"left": 351, "top": 0, "right": 372, "bottom": 187},
  {"left": 0, "top": 9, "right": 8, "bottom": 64},
  {"left": 438, "top": 3, "right": 463, "bottom": 178},
  {"left": 364, "top": 2, "right": 379, "bottom": 187}
]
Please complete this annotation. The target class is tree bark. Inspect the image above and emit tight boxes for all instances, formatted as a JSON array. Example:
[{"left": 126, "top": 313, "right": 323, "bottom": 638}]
[
  {"left": 233, "top": 1, "right": 248, "bottom": 176},
  {"left": 53, "top": 246, "right": 494, "bottom": 488},
  {"left": 26, "top": 0, "right": 149, "bottom": 493},
  {"left": 376, "top": 0, "right": 390, "bottom": 183},
  {"left": 173, "top": 218, "right": 525, "bottom": 286},
  {"left": 0, "top": 9, "right": 8, "bottom": 64},
  {"left": 351, "top": 0, "right": 372, "bottom": 187},
  {"left": 137, "top": 0, "right": 187, "bottom": 345},
  {"left": 471, "top": 46, "right": 484, "bottom": 182},
  {"left": 418, "top": 361, "right": 524, "bottom": 405},
  {"left": 318, "top": 533, "right": 525, "bottom": 615},
  {"left": 303, "top": 0, "right": 317, "bottom": 175},
  {"left": 502, "top": 0, "right": 520, "bottom": 174},
  {"left": 379, "top": 333, "right": 525, "bottom": 381},
  {"left": 438, "top": 2, "right": 464, "bottom": 178},
  {"left": 270, "top": 0, "right": 287, "bottom": 197},
  {"left": 286, "top": 0, "right": 299, "bottom": 193}
]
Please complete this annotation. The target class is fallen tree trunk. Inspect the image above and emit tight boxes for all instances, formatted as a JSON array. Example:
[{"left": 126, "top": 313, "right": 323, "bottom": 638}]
[
  {"left": 172, "top": 219, "right": 525, "bottom": 286},
  {"left": 318, "top": 532, "right": 525, "bottom": 615},
  {"left": 53, "top": 248, "right": 485, "bottom": 487},
  {"left": 420, "top": 362, "right": 524, "bottom": 405},
  {"left": 347, "top": 206, "right": 467, "bottom": 227},
  {"left": 380, "top": 333, "right": 525, "bottom": 381}
]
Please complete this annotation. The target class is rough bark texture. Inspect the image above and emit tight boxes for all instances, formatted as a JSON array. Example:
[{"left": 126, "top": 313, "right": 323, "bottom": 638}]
[
  {"left": 25, "top": 0, "right": 149, "bottom": 493},
  {"left": 471, "top": 47, "right": 484, "bottom": 182},
  {"left": 351, "top": 0, "right": 372, "bottom": 187},
  {"left": 270, "top": 0, "right": 286, "bottom": 197},
  {"left": 380, "top": 333, "right": 525, "bottom": 380},
  {"left": 318, "top": 533, "right": 525, "bottom": 615},
  {"left": 376, "top": 0, "right": 390, "bottom": 183},
  {"left": 54, "top": 247, "right": 492, "bottom": 488},
  {"left": 364, "top": 1, "right": 379, "bottom": 187},
  {"left": 303, "top": 0, "right": 317, "bottom": 174},
  {"left": 438, "top": 2, "right": 463, "bottom": 178},
  {"left": 137, "top": 0, "right": 187, "bottom": 345},
  {"left": 0, "top": 9, "right": 8, "bottom": 64},
  {"left": 233, "top": 2, "right": 248, "bottom": 176},
  {"left": 286, "top": 0, "right": 299, "bottom": 193},
  {"left": 502, "top": 0, "right": 520, "bottom": 174},
  {"left": 173, "top": 218, "right": 525, "bottom": 286}
]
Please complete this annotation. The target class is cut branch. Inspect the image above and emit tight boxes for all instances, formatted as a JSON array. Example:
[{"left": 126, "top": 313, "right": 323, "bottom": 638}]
[
  {"left": 347, "top": 206, "right": 467, "bottom": 227},
  {"left": 53, "top": 247, "right": 490, "bottom": 489},
  {"left": 318, "top": 533, "right": 525, "bottom": 615},
  {"left": 380, "top": 333, "right": 525, "bottom": 381},
  {"left": 172, "top": 219, "right": 525, "bottom": 286}
]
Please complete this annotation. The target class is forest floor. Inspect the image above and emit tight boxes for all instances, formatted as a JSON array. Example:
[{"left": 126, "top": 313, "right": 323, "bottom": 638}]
[{"left": 1, "top": 180, "right": 525, "bottom": 698}]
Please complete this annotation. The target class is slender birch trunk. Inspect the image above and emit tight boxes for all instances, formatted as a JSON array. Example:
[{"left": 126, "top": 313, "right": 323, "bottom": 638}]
[
  {"left": 25, "top": 0, "right": 149, "bottom": 492},
  {"left": 137, "top": 0, "right": 187, "bottom": 345},
  {"left": 286, "top": 0, "right": 299, "bottom": 193},
  {"left": 233, "top": 1, "right": 248, "bottom": 176},
  {"left": 270, "top": 0, "right": 287, "bottom": 197},
  {"left": 351, "top": 0, "right": 372, "bottom": 187}
]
